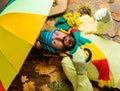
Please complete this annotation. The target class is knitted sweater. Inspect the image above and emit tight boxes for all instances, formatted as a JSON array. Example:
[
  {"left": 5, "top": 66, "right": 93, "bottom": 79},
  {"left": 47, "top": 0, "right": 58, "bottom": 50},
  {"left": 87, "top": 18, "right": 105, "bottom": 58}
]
[
  {"left": 56, "top": 9, "right": 118, "bottom": 91},
  {"left": 61, "top": 34, "right": 120, "bottom": 90},
  {"left": 69, "top": 28, "right": 112, "bottom": 88}
]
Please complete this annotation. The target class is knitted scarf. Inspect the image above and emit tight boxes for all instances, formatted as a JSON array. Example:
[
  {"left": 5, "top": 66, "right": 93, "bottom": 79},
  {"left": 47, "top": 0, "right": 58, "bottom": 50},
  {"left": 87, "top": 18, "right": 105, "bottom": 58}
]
[{"left": 69, "top": 28, "right": 112, "bottom": 87}]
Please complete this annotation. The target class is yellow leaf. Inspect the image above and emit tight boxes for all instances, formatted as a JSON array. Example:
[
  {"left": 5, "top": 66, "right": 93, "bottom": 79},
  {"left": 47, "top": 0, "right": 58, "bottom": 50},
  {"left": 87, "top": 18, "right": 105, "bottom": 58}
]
[
  {"left": 49, "top": 71, "right": 60, "bottom": 82},
  {"left": 28, "top": 81, "right": 35, "bottom": 89},
  {"left": 117, "top": 30, "right": 120, "bottom": 36},
  {"left": 23, "top": 81, "right": 35, "bottom": 91},
  {"left": 35, "top": 61, "right": 57, "bottom": 75},
  {"left": 38, "top": 84, "right": 51, "bottom": 91},
  {"left": 23, "top": 83, "right": 29, "bottom": 91}
]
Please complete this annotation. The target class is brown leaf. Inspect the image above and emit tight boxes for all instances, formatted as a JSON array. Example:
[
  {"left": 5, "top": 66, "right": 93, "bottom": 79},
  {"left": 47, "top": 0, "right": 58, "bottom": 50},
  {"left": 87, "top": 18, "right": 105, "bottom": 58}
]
[
  {"left": 48, "top": 58, "right": 62, "bottom": 67},
  {"left": 67, "top": 0, "right": 77, "bottom": 8},
  {"left": 107, "top": 0, "right": 115, "bottom": 4},
  {"left": 117, "top": 30, "right": 120, "bottom": 36},
  {"left": 99, "top": 3, "right": 110, "bottom": 11},
  {"left": 112, "top": 12, "right": 120, "bottom": 21},
  {"left": 35, "top": 61, "right": 57, "bottom": 75},
  {"left": 44, "top": 19, "right": 55, "bottom": 31}
]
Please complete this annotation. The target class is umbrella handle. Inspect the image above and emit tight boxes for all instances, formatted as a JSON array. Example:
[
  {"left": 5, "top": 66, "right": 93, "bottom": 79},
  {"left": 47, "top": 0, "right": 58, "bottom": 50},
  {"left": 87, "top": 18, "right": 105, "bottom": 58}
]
[{"left": 84, "top": 48, "right": 92, "bottom": 62}]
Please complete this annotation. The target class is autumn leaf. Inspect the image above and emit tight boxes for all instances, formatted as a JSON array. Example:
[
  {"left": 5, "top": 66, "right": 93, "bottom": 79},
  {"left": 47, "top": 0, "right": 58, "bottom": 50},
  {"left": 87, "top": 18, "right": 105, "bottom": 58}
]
[
  {"left": 117, "top": 30, "right": 120, "bottom": 36},
  {"left": 99, "top": 3, "right": 110, "bottom": 11},
  {"left": 43, "top": 19, "right": 55, "bottom": 31},
  {"left": 107, "top": 0, "right": 115, "bottom": 3},
  {"left": 35, "top": 61, "right": 57, "bottom": 75},
  {"left": 35, "top": 60, "right": 62, "bottom": 82},
  {"left": 21, "top": 76, "right": 29, "bottom": 83},
  {"left": 38, "top": 84, "right": 51, "bottom": 91},
  {"left": 48, "top": 58, "right": 62, "bottom": 67},
  {"left": 49, "top": 71, "right": 60, "bottom": 82},
  {"left": 23, "top": 81, "right": 35, "bottom": 91},
  {"left": 68, "top": 0, "right": 77, "bottom": 8},
  {"left": 112, "top": 12, "right": 120, "bottom": 21}
]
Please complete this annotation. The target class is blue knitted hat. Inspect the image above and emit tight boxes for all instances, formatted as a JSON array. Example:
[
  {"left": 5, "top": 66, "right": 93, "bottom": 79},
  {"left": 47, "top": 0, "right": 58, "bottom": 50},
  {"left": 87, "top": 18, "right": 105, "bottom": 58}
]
[{"left": 40, "top": 29, "right": 57, "bottom": 53}]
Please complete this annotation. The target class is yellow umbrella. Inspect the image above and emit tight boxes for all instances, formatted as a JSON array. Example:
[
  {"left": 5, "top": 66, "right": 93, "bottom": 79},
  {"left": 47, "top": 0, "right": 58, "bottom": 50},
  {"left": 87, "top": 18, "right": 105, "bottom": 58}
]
[{"left": 0, "top": 0, "right": 53, "bottom": 90}]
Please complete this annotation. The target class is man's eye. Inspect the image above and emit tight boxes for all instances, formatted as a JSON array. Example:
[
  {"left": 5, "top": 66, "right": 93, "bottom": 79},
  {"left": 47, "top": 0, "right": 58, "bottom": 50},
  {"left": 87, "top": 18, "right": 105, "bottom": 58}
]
[
  {"left": 55, "top": 31, "right": 58, "bottom": 36},
  {"left": 53, "top": 40, "right": 56, "bottom": 44}
]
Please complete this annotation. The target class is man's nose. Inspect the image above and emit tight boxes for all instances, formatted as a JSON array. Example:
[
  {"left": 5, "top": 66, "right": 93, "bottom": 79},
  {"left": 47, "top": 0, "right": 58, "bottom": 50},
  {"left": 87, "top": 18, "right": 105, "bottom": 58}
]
[
  {"left": 55, "top": 38, "right": 63, "bottom": 42},
  {"left": 53, "top": 36, "right": 61, "bottom": 39}
]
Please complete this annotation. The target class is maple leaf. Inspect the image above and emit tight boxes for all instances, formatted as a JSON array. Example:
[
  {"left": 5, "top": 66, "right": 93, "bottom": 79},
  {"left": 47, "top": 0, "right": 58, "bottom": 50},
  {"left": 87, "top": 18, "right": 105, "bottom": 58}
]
[
  {"left": 107, "top": 0, "right": 115, "bottom": 3},
  {"left": 49, "top": 71, "right": 60, "bottom": 82},
  {"left": 99, "top": 3, "right": 110, "bottom": 11},
  {"left": 21, "top": 76, "right": 29, "bottom": 83},
  {"left": 38, "top": 84, "right": 51, "bottom": 91},
  {"left": 48, "top": 58, "right": 62, "bottom": 67},
  {"left": 35, "top": 60, "right": 62, "bottom": 82},
  {"left": 23, "top": 81, "right": 35, "bottom": 91},
  {"left": 112, "top": 12, "right": 120, "bottom": 21},
  {"left": 68, "top": 0, "right": 77, "bottom": 8},
  {"left": 117, "top": 30, "right": 120, "bottom": 36},
  {"left": 35, "top": 61, "right": 57, "bottom": 75},
  {"left": 44, "top": 19, "right": 55, "bottom": 31}
]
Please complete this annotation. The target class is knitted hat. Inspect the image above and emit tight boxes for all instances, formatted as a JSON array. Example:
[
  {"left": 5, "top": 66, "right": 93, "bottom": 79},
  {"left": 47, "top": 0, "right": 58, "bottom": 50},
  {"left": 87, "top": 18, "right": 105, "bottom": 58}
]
[{"left": 40, "top": 29, "right": 57, "bottom": 53}]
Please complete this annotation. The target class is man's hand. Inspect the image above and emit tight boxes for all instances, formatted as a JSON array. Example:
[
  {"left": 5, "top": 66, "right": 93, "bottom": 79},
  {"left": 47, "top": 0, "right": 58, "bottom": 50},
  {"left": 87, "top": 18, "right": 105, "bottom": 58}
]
[
  {"left": 72, "top": 48, "right": 87, "bottom": 75},
  {"left": 94, "top": 8, "right": 111, "bottom": 23}
]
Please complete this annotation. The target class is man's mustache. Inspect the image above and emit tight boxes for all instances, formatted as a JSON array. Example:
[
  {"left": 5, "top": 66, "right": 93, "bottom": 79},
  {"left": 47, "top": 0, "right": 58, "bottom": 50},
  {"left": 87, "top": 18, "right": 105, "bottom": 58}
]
[{"left": 54, "top": 36, "right": 67, "bottom": 44}]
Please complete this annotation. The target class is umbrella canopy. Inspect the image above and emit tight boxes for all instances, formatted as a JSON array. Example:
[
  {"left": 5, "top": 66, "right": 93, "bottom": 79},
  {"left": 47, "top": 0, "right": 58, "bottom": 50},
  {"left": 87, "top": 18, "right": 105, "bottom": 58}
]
[{"left": 0, "top": 0, "right": 53, "bottom": 90}]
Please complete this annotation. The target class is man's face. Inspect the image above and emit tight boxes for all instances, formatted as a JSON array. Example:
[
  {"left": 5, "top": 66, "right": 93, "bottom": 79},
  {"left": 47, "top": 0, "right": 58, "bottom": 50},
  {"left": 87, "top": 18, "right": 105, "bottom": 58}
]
[{"left": 52, "top": 31, "right": 76, "bottom": 51}]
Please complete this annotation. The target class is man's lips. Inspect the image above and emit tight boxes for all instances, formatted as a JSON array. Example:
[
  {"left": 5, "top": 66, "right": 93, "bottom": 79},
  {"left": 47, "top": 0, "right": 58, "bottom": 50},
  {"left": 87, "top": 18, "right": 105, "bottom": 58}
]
[
  {"left": 63, "top": 36, "right": 68, "bottom": 44},
  {"left": 64, "top": 38, "right": 67, "bottom": 42}
]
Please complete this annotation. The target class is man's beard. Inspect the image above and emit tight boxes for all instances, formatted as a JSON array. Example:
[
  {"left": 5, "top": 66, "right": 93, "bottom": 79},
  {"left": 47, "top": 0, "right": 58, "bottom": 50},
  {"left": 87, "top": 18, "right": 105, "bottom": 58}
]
[{"left": 62, "top": 35, "right": 76, "bottom": 51}]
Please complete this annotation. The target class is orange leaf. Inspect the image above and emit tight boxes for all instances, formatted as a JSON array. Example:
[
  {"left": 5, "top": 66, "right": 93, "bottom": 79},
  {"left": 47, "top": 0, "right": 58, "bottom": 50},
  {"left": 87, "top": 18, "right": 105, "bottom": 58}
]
[
  {"left": 99, "top": 3, "right": 110, "bottom": 11},
  {"left": 38, "top": 84, "right": 51, "bottom": 91},
  {"left": 23, "top": 81, "right": 35, "bottom": 91},
  {"left": 112, "top": 12, "right": 120, "bottom": 21},
  {"left": 117, "top": 30, "right": 120, "bottom": 36},
  {"left": 68, "top": 0, "right": 77, "bottom": 8},
  {"left": 49, "top": 71, "right": 60, "bottom": 82}
]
